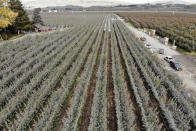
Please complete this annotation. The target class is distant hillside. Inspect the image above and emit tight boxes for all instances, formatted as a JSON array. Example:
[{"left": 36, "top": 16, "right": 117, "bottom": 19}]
[
  {"left": 45, "top": 5, "right": 84, "bottom": 10},
  {"left": 152, "top": 0, "right": 191, "bottom": 5},
  {"left": 23, "top": 0, "right": 130, "bottom": 9},
  {"left": 27, "top": 3, "right": 196, "bottom": 13}
]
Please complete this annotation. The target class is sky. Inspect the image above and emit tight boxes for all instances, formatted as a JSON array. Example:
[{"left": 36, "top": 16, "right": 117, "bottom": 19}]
[{"left": 20, "top": 0, "right": 196, "bottom": 8}]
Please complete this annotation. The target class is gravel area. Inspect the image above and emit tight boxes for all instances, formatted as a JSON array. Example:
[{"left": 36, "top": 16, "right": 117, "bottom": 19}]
[{"left": 117, "top": 15, "right": 196, "bottom": 98}]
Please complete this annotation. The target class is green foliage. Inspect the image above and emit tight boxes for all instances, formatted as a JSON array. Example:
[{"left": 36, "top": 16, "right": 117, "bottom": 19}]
[
  {"left": 0, "top": 0, "right": 18, "bottom": 28},
  {"left": 1, "top": 13, "right": 196, "bottom": 130},
  {"left": 1, "top": 33, "right": 8, "bottom": 40},
  {"left": 118, "top": 12, "right": 196, "bottom": 52},
  {"left": 7, "top": 0, "right": 33, "bottom": 32},
  {"left": 33, "top": 8, "right": 44, "bottom": 25}
]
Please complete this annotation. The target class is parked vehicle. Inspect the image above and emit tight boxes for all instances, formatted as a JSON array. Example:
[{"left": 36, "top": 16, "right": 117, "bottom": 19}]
[
  {"left": 164, "top": 56, "right": 175, "bottom": 63},
  {"left": 140, "top": 37, "right": 146, "bottom": 41},
  {"left": 145, "top": 44, "right": 152, "bottom": 49},
  {"left": 170, "top": 61, "right": 182, "bottom": 71},
  {"left": 159, "top": 49, "right": 164, "bottom": 54}
]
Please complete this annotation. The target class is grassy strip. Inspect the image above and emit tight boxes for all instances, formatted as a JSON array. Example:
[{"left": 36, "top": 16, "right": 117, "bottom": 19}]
[
  {"left": 9, "top": 34, "right": 25, "bottom": 40},
  {"left": 177, "top": 48, "right": 196, "bottom": 55}
]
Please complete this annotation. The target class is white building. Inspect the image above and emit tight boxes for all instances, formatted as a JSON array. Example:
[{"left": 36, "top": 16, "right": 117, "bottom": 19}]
[{"left": 160, "top": 37, "right": 169, "bottom": 45}]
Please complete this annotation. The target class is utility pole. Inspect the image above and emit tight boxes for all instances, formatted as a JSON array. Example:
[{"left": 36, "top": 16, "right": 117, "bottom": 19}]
[
  {"left": 193, "top": 30, "right": 195, "bottom": 51},
  {"left": 173, "top": 40, "right": 176, "bottom": 46},
  {"left": 0, "top": 35, "right": 2, "bottom": 42}
]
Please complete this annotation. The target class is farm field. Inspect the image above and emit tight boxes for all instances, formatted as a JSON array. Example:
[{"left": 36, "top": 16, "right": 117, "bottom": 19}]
[
  {"left": 118, "top": 16, "right": 196, "bottom": 98},
  {"left": 0, "top": 13, "right": 196, "bottom": 131},
  {"left": 117, "top": 12, "right": 196, "bottom": 52},
  {"left": 41, "top": 12, "right": 105, "bottom": 28}
]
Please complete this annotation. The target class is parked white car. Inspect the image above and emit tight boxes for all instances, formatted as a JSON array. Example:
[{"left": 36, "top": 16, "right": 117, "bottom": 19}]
[
  {"left": 145, "top": 44, "right": 152, "bottom": 49},
  {"left": 164, "top": 56, "right": 175, "bottom": 63}
]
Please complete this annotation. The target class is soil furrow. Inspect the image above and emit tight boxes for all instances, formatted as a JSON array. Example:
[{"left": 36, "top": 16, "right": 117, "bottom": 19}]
[
  {"left": 26, "top": 27, "right": 96, "bottom": 131},
  {"left": 79, "top": 31, "right": 105, "bottom": 131},
  {"left": 106, "top": 32, "right": 118, "bottom": 131},
  {"left": 113, "top": 24, "right": 142, "bottom": 131},
  {"left": 116, "top": 23, "right": 168, "bottom": 130},
  {"left": 55, "top": 28, "right": 101, "bottom": 131}
]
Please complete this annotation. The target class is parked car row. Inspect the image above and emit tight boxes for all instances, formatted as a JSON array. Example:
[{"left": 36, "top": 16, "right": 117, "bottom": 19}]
[
  {"left": 143, "top": 42, "right": 182, "bottom": 71},
  {"left": 164, "top": 56, "right": 182, "bottom": 71},
  {"left": 140, "top": 37, "right": 182, "bottom": 71}
]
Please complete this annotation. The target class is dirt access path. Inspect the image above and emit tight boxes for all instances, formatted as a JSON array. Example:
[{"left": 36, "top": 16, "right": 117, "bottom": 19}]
[{"left": 116, "top": 15, "right": 196, "bottom": 98}]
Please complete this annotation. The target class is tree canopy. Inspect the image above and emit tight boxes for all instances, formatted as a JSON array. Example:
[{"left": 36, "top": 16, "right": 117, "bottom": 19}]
[
  {"left": 33, "top": 8, "right": 44, "bottom": 25},
  {"left": 0, "top": 0, "right": 18, "bottom": 28},
  {"left": 8, "top": 0, "right": 33, "bottom": 32}
]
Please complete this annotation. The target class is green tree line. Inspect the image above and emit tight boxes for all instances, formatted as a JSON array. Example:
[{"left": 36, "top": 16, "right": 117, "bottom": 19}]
[{"left": 0, "top": 0, "right": 35, "bottom": 40}]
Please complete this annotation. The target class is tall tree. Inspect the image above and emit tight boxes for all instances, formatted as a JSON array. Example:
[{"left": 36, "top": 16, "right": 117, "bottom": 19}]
[
  {"left": 33, "top": 8, "right": 44, "bottom": 25},
  {"left": 0, "top": 0, "right": 18, "bottom": 28},
  {"left": 8, "top": 0, "right": 33, "bottom": 33}
]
